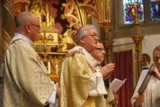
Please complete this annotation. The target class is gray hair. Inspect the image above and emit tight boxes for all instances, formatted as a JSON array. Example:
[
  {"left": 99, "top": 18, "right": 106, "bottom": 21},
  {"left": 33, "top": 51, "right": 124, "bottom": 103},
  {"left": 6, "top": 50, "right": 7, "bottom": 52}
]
[
  {"left": 76, "top": 24, "right": 96, "bottom": 44},
  {"left": 15, "top": 12, "right": 36, "bottom": 28}
]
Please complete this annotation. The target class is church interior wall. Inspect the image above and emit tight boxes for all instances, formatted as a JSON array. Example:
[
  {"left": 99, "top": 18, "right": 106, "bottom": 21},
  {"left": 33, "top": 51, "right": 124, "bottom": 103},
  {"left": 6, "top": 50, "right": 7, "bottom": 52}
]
[
  {"left": 112, "top": 33, "right": 160, "bottom": 86},
  {"left": 142, "top": 34, "right": 160, "bottom": 67},
  {"left": 91, "top": 17, "right": 100, "bottom": 36}
]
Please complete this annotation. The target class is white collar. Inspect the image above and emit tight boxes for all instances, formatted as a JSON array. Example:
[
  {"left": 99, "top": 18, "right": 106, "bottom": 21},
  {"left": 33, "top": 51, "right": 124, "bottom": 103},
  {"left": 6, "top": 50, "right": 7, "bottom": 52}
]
[
  {"left": 11, "top": 33, "right": 33, "bottom": 45},
  {"left": 69, "top": 45, "right": 100, "bottom": 67}
]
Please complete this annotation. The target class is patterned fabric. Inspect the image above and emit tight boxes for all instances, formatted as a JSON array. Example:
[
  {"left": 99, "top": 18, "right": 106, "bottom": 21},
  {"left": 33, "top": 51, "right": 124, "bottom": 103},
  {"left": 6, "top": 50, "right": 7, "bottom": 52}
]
[
  {"left": 88, "top": 54, "right": 115, "bottom": 107},
  {"left": 0, "top": 39, "right": 55, "bottom": 107},
  {"left": 59, "top": 46, "right": 107, "bottom": 107}
]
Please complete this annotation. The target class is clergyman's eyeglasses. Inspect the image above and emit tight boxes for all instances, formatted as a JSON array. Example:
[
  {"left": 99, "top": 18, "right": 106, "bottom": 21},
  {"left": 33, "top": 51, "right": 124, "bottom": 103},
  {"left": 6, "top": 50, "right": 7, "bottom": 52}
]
[
  {"left": 30, "top": 23, "right": 41, "bottom": 29},
  {"left": 96, "top": 48, "right": 105, "bottom": 51}
]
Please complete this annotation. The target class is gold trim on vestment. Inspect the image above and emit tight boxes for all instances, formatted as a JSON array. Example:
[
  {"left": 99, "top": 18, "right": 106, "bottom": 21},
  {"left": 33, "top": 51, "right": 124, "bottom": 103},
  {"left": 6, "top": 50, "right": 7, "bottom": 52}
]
[{"left": 63, "top": 50, "right": 96, "bottom": 73}]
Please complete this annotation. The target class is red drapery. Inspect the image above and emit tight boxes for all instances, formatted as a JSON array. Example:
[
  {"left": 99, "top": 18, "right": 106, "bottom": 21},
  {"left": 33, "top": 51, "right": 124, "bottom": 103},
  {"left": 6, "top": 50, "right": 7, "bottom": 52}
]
[{"left": 113, "top": 50, "right": 133, "bottom": 107}]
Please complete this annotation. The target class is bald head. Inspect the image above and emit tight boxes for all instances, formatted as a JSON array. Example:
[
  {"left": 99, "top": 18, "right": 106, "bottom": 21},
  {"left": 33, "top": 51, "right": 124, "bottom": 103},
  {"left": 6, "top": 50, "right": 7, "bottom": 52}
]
[
  {"left": 15, "top": 12, "right": 37, "bottom": 28},
  {"left": 15, "top": 12, "right": 40, "bottom": 42}
]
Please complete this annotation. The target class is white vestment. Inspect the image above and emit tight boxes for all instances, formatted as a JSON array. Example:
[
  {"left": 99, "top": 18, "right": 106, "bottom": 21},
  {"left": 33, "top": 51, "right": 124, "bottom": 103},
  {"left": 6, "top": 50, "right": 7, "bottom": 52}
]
[
  {"left": 0, "top": 33, "right": 56, "bottom": 107},
  {"left": 131, "top": 76, "right": 160, "bottom": 107},
  {"left": 59, "top": 45, "right": 107, "bottom": 107}
]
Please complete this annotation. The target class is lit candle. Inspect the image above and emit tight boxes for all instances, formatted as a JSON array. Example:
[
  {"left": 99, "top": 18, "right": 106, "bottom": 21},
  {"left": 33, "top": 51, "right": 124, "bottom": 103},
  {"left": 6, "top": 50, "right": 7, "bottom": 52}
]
[
  {"left": 48, "top": 62, "right": 51, "bottom": 74},
  {"left": 55, "top": 65, "right": 58, "bottom": 74}
]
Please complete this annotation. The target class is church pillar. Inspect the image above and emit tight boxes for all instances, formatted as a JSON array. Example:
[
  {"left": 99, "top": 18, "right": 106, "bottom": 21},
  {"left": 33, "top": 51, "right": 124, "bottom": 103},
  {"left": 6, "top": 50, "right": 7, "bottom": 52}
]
[
  {"left": 98, "top": 26, "right": 114, "bottom": 64},
  {"left": 131, "top": 2, "right": 144, "bottom": 82},
  {"left": 0, "top": 0, "right": 14, "bottom": 65},
  {"left": 132, "top": 31, "right": 144, "bottom": 83},
  {"left": 103, "top": 35, "right": 114, "bottom": 63},
  {"left": 98, "top": 0, "right": 113, "bottom": 63}
]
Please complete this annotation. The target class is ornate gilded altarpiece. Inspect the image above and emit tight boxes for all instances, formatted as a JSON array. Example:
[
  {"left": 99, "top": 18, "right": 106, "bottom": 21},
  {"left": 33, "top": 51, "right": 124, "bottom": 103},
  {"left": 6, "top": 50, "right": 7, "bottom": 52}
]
[
  {"left": 14, "top": 0, "right": 84, "bottom": 79},
  {"left": 1, "top": 0, "right": 111, "bottom": 81},
  {"left": 14, "top": 0, "right": 111, "bottom": 76}
]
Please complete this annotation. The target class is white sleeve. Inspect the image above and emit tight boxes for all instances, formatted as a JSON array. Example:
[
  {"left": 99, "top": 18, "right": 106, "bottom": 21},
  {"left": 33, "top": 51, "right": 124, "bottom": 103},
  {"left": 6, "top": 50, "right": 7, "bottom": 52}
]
[
  {"left": 47, "top": 84, "right": 57, "bottom": 107},
  {"left": 89, "top": 72, "right": 107, "bottom": 96},
  {"left": 49, "top": 100, "right": 57, "bottom": 107}
]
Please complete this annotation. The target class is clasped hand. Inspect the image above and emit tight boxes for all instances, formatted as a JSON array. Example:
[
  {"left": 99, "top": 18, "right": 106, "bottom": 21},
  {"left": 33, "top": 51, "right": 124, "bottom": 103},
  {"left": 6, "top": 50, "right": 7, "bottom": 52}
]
[
  {"left": 100, "top": 63, "right": 115, "bottom": 80},
  {"left": 151, "top": 67, "right": 160, "bottom": 80},
  {"left": 135, "top": 92, "right": 145, "bottom": 105}
]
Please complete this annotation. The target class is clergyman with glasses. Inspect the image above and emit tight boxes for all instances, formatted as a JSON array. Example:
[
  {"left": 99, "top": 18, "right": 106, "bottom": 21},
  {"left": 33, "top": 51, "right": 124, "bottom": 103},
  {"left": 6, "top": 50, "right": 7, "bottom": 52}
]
[
  {"left": 59, "top": 24, "right": 113, "bottom": 107},
  {"left": 91, "top": 41, "right": 117, "bottom": 107},
  {"left": 131, "top": 45, "right": 160, "bottom": 107},
  {"left": 0, "top": 12, "right": 61, "bottom": 107}
]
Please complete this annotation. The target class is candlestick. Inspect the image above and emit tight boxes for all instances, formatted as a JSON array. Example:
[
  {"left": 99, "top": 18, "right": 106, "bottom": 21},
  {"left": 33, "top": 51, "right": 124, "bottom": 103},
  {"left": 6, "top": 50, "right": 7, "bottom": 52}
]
[{"left": 48, "top": 62, "right": 51, "bottom": 74}]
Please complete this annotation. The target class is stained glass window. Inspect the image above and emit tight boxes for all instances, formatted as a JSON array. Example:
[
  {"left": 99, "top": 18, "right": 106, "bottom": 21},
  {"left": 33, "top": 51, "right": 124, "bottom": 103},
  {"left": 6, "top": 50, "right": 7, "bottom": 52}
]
[
  {"left": 150, "top": 0, "right": 160, "bottom": 20},
  {"left": 123, "top": 0, "right": 144, "bottom": 24}
]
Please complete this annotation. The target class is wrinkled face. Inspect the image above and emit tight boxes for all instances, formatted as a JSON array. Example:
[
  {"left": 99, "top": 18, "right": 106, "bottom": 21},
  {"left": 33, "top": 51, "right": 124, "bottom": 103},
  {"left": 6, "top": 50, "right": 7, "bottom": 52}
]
[
  {"left": 82, "top": 28, "right": 99, "bottom": 53},
  {"left": 153, "top": 50, "right": 160, "bottom": 71},
  {"left": 29, "top": 17, "right": 41, "bottom": 42},
  {"left": 92, "top": 42, "right": 106, "bottom": 63}
]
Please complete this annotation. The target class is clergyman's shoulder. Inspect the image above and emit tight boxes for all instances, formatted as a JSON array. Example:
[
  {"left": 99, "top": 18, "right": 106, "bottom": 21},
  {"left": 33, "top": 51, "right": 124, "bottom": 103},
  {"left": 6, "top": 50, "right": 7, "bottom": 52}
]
[{"left": 63, "top": 50, "right": 84, "bottom": 59}]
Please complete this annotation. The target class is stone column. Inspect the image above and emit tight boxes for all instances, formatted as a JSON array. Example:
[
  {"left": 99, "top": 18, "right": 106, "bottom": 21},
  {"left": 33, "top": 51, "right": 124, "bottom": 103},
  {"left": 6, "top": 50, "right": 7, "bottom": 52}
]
[
  {"left": 132, "top": 3, "right": 144, "bottom": 82},
  {"left": 132, "top": 33, "right": 144, "bottom": 83},
  {"left": 104, "top": 38, "right": 114, "bottom": 63}
]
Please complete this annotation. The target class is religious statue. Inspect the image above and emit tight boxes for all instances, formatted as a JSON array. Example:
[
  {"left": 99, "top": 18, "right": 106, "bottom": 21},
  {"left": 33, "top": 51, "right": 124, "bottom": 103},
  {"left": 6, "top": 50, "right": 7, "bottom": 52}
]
[
  {"left": 50, "top": 56, "right": 63, "bottom": 74},
  {"left": 57, "top": 34, "right": 68, "bottom": 52},
  {"left": 57, "top": 29, "right": 76, "bottom": 52},
  {"left": 30, "top": 0, "right": 47, "bottom": 26}
]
